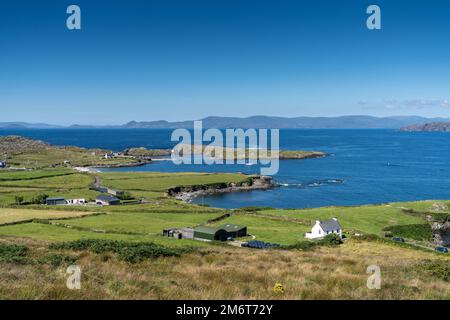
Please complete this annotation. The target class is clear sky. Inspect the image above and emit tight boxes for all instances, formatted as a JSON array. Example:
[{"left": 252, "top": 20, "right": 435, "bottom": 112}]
[{"left": 1, "top": 0, "right": 450, "bottom": 125}]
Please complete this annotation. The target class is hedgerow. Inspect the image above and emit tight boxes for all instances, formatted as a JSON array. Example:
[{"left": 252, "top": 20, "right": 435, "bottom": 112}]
[{"left": 49, "top": 239, "right": 195, "bottom": 263}]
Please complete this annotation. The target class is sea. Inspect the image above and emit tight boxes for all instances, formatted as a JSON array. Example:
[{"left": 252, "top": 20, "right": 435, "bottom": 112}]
[{"left": 2, "top": 128, "right": 450, "bottom": 209}]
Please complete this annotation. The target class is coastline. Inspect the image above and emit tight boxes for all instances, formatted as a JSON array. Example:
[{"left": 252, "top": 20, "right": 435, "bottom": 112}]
[{"left": 167, "top": 175, "right": 276, "bottom": 203}]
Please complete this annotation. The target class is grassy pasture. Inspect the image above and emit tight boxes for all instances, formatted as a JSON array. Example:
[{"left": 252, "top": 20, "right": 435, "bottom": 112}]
[
  {"left": 261, "top": 204, "right": 426, "bottom": 236},
  {"left": 8, "top": 148, "right": 139, "bottom": 169},
  {"left": 57, "top": 212, "right": 225, "bottom": 235},
  {"left": 0, "top": 208, "right": 99, "bottom": 225},
  {"left": 0, "top": 173, "right": 93, "bottom": 189},
  {"left": 99, "top": 172, "right": 249, "bottom": 198},
  {"left": 209, "top": 214, "right": 311, "bottom": 244}
]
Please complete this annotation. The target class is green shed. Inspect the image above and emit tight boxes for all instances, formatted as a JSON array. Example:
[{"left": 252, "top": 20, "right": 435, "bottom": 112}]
[
  {"left": 194, "top": 226, "right": 228, "bottom": 241},
  {"left": 219, "top": 224, "right": 247, "bottom": 238},
  {"left": 193, "top": 224, "right": 248, "bottom": 241}
]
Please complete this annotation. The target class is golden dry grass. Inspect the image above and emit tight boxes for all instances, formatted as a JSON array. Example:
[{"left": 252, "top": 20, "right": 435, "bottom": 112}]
[{"left": 0, "top": 237, "right": 448, "bottom": 300}]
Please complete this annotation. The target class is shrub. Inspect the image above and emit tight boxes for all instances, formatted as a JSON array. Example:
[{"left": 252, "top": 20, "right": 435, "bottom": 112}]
[
  {"left": 382, "top": 224, "right": 432, "bottom": 241},
  {"left": 31, "top": 193, "right": 49, "bottom": 205},
  {"left": 14, "top": 196, "right": 24, "bottom": 205},
  {"left": 239, "top": 206, "right": 274, "bottom": 212},
  {"left": 283, "top": 234, "right": 342, "bottom": 251},
  {"left": 419, "top": 260, "right": 450, "bottom": 282},
  {"left": 40, "top": 253, "right": 77, "bottom": 267},
  {"left": 117, "top": 192, "right": 134, "bottom": 201},
  {"left": 49, "top": 239, "right": 194, "bottom": 263},
  {"left": 0, "top": 244, "right": 29, "bottom": 264},
  {"left": 320, "top": 233, "right": 343, "bottom": 245}
]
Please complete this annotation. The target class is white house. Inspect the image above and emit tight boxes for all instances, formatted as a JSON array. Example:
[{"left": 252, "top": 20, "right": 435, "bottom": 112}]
[
  {"left": 305, "top": 218, "right": 343, "bottom": 239},
  {"left": 66, "top": 199, "right": 86, "bottom": 205}
]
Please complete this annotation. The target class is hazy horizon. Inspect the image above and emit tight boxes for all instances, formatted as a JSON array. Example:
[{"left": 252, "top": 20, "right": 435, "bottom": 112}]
[{"left": 1, "top": 114, "right": 449, "bottom": 128}]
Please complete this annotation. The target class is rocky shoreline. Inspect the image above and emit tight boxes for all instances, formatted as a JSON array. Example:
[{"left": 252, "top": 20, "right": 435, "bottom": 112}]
[{"left": 166, "top": 175, "right": 275, "bottom": 203}]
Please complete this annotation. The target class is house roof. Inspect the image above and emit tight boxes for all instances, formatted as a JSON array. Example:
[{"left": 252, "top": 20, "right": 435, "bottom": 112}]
[
  {"left": 219, "top": 224, "right": 246, "bottom": 232},
  {"left": 194, "top": 226, "right": 223, "bottom": 235},
  {"left": 46, "top": 197, "right": 65, "bottom": 201},
  {"left": 96, "top": 194, "right": 120, "bottom": 202},
  {"left": 319, "top": 219, "right": 342, "bottom": 232}
]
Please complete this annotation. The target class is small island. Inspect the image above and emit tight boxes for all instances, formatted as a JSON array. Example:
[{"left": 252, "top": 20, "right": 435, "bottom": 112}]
[{"left": 400, "top": 122, "right": 450, "bottom": 132}]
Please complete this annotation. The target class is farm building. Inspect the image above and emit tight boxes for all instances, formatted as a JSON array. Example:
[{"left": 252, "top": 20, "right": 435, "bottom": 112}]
[
  {"left": 194, "top": 224, "right": 247, "bottom": 242},
  {"left": 163, "top": 227, "right": 194, "bottom": 240},
  {"left": 107, "top": 188, "right": 124, "bottom": 196},
  {"left": 96, "top": 194, "right": 120, "bottom": 206},
  {"left": 66, "top": 199, "right": 86, "bottom": 205},
  {"left": 45, "top": 197, "right": 66, "bottom": 205},
  {"left": 220, "top": 224, "right": 247, "bottom": 238},
  {"left": 305, "top": 218, "right": 342, "bottom": 239}
]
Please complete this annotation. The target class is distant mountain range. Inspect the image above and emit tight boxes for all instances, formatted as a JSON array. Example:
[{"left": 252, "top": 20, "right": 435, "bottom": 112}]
[
  {"left": 1, "top": 116, "right": 449, "bottom": 129},
  {"left": 0, "top": 122, "right": 62, "bottom": 129}
]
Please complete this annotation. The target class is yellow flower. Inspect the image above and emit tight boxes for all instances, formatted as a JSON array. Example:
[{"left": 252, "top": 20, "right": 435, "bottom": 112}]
[{"left": 273, "top": 282, "right": 285, "bottom": 294}]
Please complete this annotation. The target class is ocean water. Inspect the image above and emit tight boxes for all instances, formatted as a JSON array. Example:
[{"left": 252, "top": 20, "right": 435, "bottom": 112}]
[{"left": 2, "top": 128, "right": 450, "bottom": 209}]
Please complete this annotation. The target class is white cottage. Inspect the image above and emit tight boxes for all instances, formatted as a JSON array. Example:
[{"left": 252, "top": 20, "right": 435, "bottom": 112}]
[{"left": 305, "top": 218, "right": 342, "bottom": 239}]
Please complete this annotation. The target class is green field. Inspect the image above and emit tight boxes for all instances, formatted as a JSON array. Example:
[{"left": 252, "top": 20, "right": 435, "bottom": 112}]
[
  {"left": 98, "top": 171, "right": 249, "bottom": 199},
  {"left": 7, "top": 147, "right": 140, "bottom": 169},
  {"left": 57, "top": 211, "right": 225, "bottom": 235},
  {"left": 260, "top": 204, "right": 427, "bottom": 236},
  {"left": 0, "top": 168, "right": 444, "bottom": 246},
  {"left": 0, "top": 208, "right": 99, "bottom": 225},
  {"left": 209, "top": 214, "right": 311, "bottom": 244}
]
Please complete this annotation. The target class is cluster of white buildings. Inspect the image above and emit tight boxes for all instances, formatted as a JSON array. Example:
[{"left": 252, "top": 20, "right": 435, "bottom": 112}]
[{"left": 45, "top": 195, "right": 120, "bottom": 206}]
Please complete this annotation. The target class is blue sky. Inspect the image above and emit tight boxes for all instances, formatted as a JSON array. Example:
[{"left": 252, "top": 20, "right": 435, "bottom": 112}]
[{"left": 1, "top": 0, "right": 450, "bottom": 125}]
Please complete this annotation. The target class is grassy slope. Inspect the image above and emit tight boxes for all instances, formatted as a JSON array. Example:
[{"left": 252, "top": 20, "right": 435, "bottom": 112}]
[{"left": 0, "top": 237, "right": 448, "bottom": 299}]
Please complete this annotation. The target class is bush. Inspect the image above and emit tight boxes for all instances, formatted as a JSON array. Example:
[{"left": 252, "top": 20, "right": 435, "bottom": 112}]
[
  {"left": 239, "top": 206, "right": 274, "bottom": 212},
  {"left": 40, "top": 253, "right": 77, "bottom": 267},
  {"left": 283, "top": 234, "right": 343, "bottom": 251},
  {"left": 31, "top": 193, "right": 49, "bottom": 205},
  {"left": 283, "top": 241, "right": 320, "bottom": 251},
  {"left": 0, "top": 244, "right": 29, "bottom": 264},
  {"left": 419, "top": 260, "right": 450, "bottom": 282},
  {"left": 49, "top": 239, "right": 194, "bottom": 263},
  {"left": 383, "top": 224, "right": 432, "bottom": 241},
  {"left": 117, "top": 192, "right": 134, "bottom": 201},
  {"left": 320, "top": 233, "right": 343, "bottom": 245},
  {"left": 14, "top": 196, "right": 24, "bottom": 205}
]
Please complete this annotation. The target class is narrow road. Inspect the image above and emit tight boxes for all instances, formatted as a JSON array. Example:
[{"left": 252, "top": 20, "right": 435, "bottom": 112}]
[{"left": 94, "top": 175, "right": 101, "bottom": 188}]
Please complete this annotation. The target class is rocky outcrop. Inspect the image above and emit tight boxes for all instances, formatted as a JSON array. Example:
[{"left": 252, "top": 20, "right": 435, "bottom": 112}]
[
  {"left": 400, "top": 122, "right": 450, "bottom": 132},
  {"left": 432, "top": 219, "right": 450, "bottom": 246},
  {"left": 0, "top": 136, "right": 49, "bottom": 154},
  {"left": 167, "top": 175, "right": 274, "bottom": 202}
]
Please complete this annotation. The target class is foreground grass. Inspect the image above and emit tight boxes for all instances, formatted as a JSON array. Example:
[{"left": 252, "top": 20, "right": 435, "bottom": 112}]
[{"left": 0, "top": 237, "right": 448, "bottom": 299}]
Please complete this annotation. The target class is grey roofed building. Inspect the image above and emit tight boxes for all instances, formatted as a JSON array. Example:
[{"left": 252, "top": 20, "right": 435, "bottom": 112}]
[
  {"left": 45, "top": 197, "right": 66, "bottom": 205},
  {"left": 319, "top": 218, "right": 342, "bottom": 233},
  {"left": 96, "top": 194, "right": 120, "bottom": 205}
]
